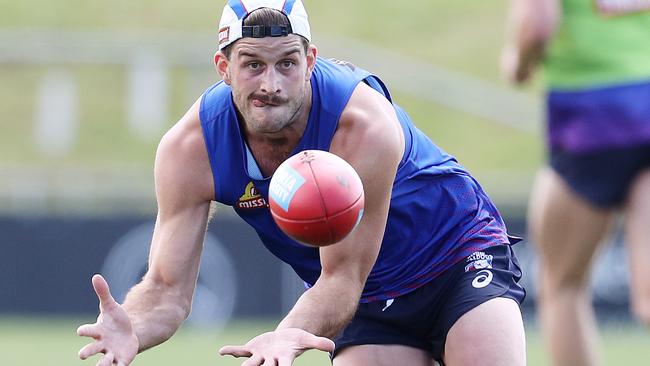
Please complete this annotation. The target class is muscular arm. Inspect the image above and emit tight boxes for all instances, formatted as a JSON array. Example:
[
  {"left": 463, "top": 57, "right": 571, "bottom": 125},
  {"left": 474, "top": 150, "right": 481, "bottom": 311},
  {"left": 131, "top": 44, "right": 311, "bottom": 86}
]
[
  {"left": 502, "top": 0, "right": 560, "bottom": 83},
  {"left": 276, "top": 82, "right": 405, "bottom": 338},
  {"left": 122, "top": 98, "right": 215, "bottom": 351}
]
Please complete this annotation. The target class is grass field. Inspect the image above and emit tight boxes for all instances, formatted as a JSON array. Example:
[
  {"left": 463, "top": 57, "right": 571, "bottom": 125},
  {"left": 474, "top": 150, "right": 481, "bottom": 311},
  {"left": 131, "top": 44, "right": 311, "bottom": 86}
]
[
  {"left": 1, "top": 317, "right": 647, "bottom": 365},
  {"left": 0, "top": 0, "right": 513, "bottom": 80}
]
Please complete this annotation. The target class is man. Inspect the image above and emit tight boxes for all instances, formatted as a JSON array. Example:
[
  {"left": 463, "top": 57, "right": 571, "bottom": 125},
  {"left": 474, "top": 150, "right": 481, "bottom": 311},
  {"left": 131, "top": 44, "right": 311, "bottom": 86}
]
[
  {"left": 502, "top": 0, "right": 650, "bottom": 365},
  {"left": 78, "top": 1, "right": 526, "bottom": 365}
]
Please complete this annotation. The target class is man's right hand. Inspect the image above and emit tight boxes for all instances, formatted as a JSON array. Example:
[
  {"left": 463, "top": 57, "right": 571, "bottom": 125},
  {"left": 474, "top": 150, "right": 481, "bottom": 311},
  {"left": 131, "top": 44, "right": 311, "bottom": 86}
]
[{"left": 77, "top": 274, "right": 139, "bottom": 366}]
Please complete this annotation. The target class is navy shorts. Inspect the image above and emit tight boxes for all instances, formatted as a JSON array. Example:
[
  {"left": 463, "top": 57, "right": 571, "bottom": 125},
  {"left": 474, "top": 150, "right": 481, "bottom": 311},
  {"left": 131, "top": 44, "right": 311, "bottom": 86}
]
[
  {"left": 550, "top": 144, "right": 650, "bottom": 207},
  {"left": 332, "top": 244, "right": 525, "bottom": 363}
]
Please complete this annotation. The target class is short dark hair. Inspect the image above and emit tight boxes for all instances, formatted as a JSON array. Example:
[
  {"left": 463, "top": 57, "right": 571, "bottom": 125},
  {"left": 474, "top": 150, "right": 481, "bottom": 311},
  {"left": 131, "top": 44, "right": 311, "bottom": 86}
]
[{"left": 221, "top": 7, "right": 310, "bottom": 59}]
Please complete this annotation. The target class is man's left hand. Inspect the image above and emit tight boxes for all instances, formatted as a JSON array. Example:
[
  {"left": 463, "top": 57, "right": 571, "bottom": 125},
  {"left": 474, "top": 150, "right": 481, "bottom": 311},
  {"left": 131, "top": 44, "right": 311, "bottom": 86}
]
[{"left": 219, "top": 328, "right": 335, "bottom": 366}]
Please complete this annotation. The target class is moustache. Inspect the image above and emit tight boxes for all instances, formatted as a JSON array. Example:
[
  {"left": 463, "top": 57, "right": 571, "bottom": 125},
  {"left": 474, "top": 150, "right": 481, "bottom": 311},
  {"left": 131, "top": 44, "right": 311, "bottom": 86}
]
[{"left": 249, "top": 94, "right": 287, "bottom": 106}]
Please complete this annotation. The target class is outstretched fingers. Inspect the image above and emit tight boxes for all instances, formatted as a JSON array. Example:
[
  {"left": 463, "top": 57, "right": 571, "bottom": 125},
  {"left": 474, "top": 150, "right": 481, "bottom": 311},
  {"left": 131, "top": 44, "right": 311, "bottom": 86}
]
[
  {"left": 241, "top": 354, "right": 264, "bottom": 366},
  {"left": 78, "top": 341, "right": 105, "bottom": 360},
  {"left": 219, "top": 345, "right": 253, "bottom": 358},
  {"left": 92, "top": 274, "right": 118, "bottom": 311},
  {"left": 299, "top": 334, "right": 335, "bottom": 353},
  {"left": 95, "top": 352, "right": 114, "bottom": 366},
  {"left": 277, "top": 356, "right": 293, "bottom": 366},
  {"left": 77, "top": 323, "right": 101, "bottom": 338},
  {"left": 261, "top": 356, "right": 278, "bottom": 366}
]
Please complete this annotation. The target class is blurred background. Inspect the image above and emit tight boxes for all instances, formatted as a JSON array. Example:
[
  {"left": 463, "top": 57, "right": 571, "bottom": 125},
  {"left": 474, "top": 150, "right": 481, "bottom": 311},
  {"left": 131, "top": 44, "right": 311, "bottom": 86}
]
[{"left": 0, "top": 0, "right": 646, "bottom": 364}]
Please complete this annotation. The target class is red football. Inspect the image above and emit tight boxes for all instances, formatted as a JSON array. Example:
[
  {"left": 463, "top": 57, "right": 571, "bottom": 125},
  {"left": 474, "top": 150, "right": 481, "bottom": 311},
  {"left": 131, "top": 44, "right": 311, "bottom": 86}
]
[{"left": 269, "top": 150, "right": 365, "bottom": 247}]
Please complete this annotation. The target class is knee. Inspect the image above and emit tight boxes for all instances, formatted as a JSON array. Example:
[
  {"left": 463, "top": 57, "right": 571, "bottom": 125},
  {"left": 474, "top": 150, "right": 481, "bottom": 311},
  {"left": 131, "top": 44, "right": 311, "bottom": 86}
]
[{"left": 537, "top": 264, "right": 590, "bottom": 299}]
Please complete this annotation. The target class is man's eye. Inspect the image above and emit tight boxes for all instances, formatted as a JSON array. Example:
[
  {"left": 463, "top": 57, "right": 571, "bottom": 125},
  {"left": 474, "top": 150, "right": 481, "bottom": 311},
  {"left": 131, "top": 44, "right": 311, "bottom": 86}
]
[
  {"left": 248, "top": 62, "right": 261, "bottom": 70},
  {"left": 280, "top": 60, "right": 294, "bottom": 69}
]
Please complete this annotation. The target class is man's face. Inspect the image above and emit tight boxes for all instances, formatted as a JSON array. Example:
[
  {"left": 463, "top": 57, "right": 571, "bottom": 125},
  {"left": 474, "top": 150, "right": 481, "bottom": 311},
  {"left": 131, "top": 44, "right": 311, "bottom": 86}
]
[{"left": 224, "top": 35, "right": 315, "bottom": 135}]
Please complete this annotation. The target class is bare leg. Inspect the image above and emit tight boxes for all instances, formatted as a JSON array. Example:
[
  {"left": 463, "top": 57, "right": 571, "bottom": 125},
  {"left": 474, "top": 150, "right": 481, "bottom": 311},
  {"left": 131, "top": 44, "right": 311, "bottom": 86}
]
[
  {"left": 334, "top": 344, "right": 435, "bottom": 366},
  {"left": 529, "top": 168, "right": 614, "bottom": 366},
  {"left": 444, "top": 297, "right": 526, "bottom": 365},
  {"left": 624, "top": 169, "right": 650, "bottom": 325}
]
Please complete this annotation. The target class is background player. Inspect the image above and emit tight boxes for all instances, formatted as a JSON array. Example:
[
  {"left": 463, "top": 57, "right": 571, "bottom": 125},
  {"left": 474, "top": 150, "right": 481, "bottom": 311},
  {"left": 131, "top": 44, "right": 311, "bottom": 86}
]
[
  {"left": 77, "top": 1, "right": 526, "bottom": 365},
  {"left": 502, "top": 0, "right": 650, "bottom": 365}
]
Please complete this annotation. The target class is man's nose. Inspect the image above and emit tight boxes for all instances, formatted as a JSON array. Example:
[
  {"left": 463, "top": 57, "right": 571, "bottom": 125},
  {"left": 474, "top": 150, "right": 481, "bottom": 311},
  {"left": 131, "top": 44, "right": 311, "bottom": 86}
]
[{"left": 260, "top": 69, "right": 281, "bottom": 94}]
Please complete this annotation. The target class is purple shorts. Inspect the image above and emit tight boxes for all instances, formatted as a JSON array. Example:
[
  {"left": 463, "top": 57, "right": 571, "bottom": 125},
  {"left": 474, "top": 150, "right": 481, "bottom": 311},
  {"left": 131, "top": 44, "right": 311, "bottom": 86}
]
[
  {"left": 547, "top": 80, "right": 650, "bottom": 153},
  {"left": 332, "top": 244, "right": 525, "bottom": 363},
  {"left": 547, "top": 80, "right": 650, "bottom": 206}
]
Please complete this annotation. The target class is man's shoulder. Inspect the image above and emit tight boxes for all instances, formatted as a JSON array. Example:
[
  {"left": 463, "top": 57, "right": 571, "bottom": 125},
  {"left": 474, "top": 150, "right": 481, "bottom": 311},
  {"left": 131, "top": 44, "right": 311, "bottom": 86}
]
[
  {"left": 314, "top": 57, "right": 370, "bottom": 80},
  {"left": 200, "top": 80, "right": 233, "bottom": 124},
  {"left": 202, "top": 80, "right": 230, "bottom": 105},
  {"left": 156, "top": 106, "right": 214, "bottom": 202},
  {"left": 311, "top": 57, "right": 375, "bottom": 114}
]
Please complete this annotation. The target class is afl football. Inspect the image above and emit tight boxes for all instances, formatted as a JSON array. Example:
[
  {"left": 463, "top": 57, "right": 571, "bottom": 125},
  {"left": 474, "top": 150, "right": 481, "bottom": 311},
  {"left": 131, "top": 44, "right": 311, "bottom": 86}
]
[{"left": 268, "top": 150, "right": 365, "bottom": 247}]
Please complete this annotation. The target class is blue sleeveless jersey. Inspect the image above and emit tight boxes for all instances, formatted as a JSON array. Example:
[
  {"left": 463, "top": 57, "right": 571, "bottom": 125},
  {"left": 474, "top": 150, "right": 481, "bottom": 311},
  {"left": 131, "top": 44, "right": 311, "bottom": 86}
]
[{"left": 200, "top": 57, "right": 509, "bottom": 302}]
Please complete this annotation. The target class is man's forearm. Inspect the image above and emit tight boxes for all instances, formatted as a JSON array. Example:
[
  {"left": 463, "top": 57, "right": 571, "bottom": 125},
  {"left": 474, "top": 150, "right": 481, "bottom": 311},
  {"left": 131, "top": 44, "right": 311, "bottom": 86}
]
[
  {"left": 122, "top": 279, "right": 191, "bottom": 352},
  {"left": 513, "top": 13, "right": 549, "bottom": 75},
  {"left": 508, "top": 0, "right": 559, "bottom": 76},
  {"left": 276, "top": 277, "right": 362, "bottom": 338}
]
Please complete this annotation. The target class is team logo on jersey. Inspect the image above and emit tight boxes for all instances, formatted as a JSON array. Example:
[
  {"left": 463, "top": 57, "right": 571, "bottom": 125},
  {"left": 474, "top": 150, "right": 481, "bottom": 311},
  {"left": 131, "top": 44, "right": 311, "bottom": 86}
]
[
  {"left": 465, "top": 251, "right": 493, "bottom": 272},
  {"left": 236, "top": 182, "right": 268, "bottom": 210}
]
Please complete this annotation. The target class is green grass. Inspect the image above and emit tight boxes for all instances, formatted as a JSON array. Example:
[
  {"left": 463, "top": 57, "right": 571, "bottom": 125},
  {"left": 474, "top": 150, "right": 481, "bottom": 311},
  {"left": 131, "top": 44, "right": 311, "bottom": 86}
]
[
  {"left": 0, "top": 0, "right": 542, "bottom": 204},
  {"left": 0, "top": 317, "right": 331, "bottom": 366},
  {"left": 0, "top": 64, "right": 200, "bottom": 167},
  {"left": 308, "top": 0, "right": 513, "bottom": 82},
  {"left": 391, "top": 90, "right": 543, "bottom": 177},
  {"left": 0, "top": 0, "right": 219, "bottom": 31},
  {"left": 0, "top": 0, "right": 514, "bottom": 81},
  {"left": 1, "top": 317, "right": 647, "bottom": 365}
]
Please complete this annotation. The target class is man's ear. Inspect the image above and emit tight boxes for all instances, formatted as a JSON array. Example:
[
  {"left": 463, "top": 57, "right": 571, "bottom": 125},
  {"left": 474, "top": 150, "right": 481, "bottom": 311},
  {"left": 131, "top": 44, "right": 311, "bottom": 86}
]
[
  {"left": 214, "top": 51, "right": 231, "bottom": 85},
  {"left": 305, "top": 44, "right": 318, "bottom": 81}
]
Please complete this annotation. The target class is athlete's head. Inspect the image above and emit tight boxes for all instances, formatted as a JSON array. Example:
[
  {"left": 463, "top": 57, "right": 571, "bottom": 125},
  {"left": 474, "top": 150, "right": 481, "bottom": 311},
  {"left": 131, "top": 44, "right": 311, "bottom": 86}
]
[{"left": 214, "top": 0, "right": 317, "bottom": 135}]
